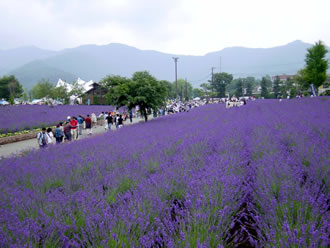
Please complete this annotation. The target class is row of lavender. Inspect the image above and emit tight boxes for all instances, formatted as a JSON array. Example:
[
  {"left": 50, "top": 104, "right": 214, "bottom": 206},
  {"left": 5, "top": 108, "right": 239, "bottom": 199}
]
[
  {"left": 0, "top": 105, "right": 115, "bottom": 134},
  {"left": 0, "top": 98, "right": 329, "bottom": 247}
]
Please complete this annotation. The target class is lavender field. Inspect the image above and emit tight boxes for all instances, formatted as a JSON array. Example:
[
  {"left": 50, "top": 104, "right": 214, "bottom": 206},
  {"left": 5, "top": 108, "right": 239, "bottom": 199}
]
[
  {"left": 0, "top": 105, "right": 115, "bottom": 133},
  {"left": 0, "top": 98, "right": 329, "bottom": 247}
]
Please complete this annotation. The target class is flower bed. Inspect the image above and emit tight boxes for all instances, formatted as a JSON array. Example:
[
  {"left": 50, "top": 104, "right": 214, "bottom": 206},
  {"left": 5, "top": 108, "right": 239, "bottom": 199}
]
[
  {"left": 0, "top": 105, "right": 115, "bottom": 134},
  {"left": 0, "top": 98, "right": 329, "bottom": 247}
]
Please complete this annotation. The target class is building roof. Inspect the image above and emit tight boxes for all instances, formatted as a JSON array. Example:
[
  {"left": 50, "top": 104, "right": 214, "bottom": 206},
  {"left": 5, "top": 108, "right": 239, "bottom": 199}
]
[{"left": 272, "top": 75, "right": 295, "bottom": 81}]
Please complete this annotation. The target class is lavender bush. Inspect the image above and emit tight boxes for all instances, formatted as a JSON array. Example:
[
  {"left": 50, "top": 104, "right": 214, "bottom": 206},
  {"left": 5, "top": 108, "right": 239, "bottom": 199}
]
[
  {"left": 0, "top": 98, "right": 329, "bottom": 247},
  {"left": 0, "top": 105, "right": 115, "bottom": 133}
]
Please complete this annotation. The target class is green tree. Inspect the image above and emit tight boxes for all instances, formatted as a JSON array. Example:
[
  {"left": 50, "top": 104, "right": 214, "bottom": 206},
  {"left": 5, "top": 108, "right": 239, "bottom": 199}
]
[
  {"left": 211, "top": 72, "right": 233, "bottom": 98},
  {"left": 31, "top": 80, "right": 54, "bottom": 99},
  {"left": 51, "top": 86, "right": 69, "bottom": 103},
  {"left": 235, "top": 79, "right": 243, "bottom": 97},
  {"left": 159, "top": 80, "right": 173, "bottom": 99},
  {"left": 304, "top": 41, "right": 329, "bottom": 90},
  {"left": 200, "top": 83, "right": 212, "bottom": 102},
  {"left": 0, "top": 75, "right": 23, "bottom": 100},
  {"left": 260, "top": 77, "right": 269, "bottom": 98},
  {"left": 273, "top": 76, "right": 281, "bottom": 98},
  {"left": 294, "top": 69, "right": 309, "bottom": 90},
  {"left": 246, "top": 81, "right": 253, "bottom": 96},
  {"left": 176, "top": 79, "right": 193, "bottom": 101},
  {"left": 131, "top": 71, "right": 167, "bottom": 121},
  {"left": 102, "top": 72, "right": 167, "bottom": 122},
  {"left": 193, "top": 88, "right": 203, "bottom": 98},
  {"left": 280, "top": 85, "right": 288, "bottom": 98},
  {"left": 102, "top": 75, "right": 132, "bottom": 107},
  {"left": 22, "top": 88, "right": 29, "bottom": 102}
]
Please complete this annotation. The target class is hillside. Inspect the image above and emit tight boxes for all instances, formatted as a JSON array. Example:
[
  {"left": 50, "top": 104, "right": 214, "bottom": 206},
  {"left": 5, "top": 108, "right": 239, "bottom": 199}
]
[
  {"left": 0, "top": 46, "right": 56, "bottom": 75},
  {"left": 10, "top": 61, "right": 77, "bottom": 89},
  {"left": 2, "top": 41, "right": 329, "bottom": 88}
]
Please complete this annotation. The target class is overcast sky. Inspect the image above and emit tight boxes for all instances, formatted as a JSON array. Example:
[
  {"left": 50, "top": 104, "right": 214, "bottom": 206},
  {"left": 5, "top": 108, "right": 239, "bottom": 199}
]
[{"left": 0, "top": 0, "right": 329, "bottom": 55}]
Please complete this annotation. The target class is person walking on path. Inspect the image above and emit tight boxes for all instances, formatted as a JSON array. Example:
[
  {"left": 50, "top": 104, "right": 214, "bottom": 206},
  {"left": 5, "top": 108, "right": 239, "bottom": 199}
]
[
  {"left": 99, "top": 112, "right": 105, "bottom": 127},
  {"left": 105, "top": 113, "right": 113, "bottom": 131},
  {"left": 129, "top": 110, "right": 133, "bottom": 123},
  {"left": 91, "top": 113, "right": 97, "bottom": 128},
  {"left": 85, "top": 114, "right": 92, "bottom": 135},
  {"left": 54, "top": 124, "right": 64, "bottom": 144},
  {"left": 104, "top": 112, "right": 108, "bottom": 130},
  {"left": 118, "top": 114, "right": 124, "bottom": 128},
  {"left": 63, "top": 121, "right": 72, "bottom": 142},
  {"left": 46, "top": 128, "right": 54, "bottom": 144},
  {"left": 37, "top": 127, "right": 48, "bottom": 149},
  {"left": 77, "top": 115, "right": 84, "bottom": 135},
  {"left": 115, "top": 114, "right": 120, "bottom": 129},
  {"left": 70, "top": 117, "right": 78, "bottom": 140}
]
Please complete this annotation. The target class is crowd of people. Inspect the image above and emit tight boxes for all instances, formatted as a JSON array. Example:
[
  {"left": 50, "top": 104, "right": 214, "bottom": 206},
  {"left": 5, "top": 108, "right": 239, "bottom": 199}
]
[
  {"left": 36, "top": 111, "right": 129, "bottom": 148},
  {"left": 165, "top": 100, "right": 204, "bottom": 114},
  {"left": 36, "top": 99, "right": 232, "bottom": 149}
]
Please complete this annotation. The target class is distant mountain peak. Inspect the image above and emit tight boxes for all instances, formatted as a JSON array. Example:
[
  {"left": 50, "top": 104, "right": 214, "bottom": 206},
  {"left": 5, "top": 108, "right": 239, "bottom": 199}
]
[{"left": 4, "top": 40, "right": 326, "bottom": 89}]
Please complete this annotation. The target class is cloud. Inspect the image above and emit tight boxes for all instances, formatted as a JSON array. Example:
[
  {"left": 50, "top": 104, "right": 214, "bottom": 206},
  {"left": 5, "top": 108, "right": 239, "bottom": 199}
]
[{"left": 0, "top": 0, "right": 329, "bottom": 55}]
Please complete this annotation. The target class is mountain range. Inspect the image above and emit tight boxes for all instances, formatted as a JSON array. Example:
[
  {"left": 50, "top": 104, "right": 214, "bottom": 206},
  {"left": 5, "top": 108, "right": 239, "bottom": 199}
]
[{"left": 0, "top": 40, "right": 329, "bottom": 89}]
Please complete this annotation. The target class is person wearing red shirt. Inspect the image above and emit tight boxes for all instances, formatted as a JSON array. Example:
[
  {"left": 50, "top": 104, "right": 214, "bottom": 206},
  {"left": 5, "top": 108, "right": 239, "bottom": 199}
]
[
  {"left": 70, "top": 117, "right": 78, "bottom": 140},
  {"left": 85, "top": 114, "right": 92, "bottom": 135}
]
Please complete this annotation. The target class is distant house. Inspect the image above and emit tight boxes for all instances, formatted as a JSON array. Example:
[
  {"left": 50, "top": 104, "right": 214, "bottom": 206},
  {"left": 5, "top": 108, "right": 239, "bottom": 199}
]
[
  {"left": 272, "top": 75, "right": 295, "bottom": 82},
  {"left": 81, "top": 83, "right": 108, "bottom": 105},
  {"left": 252, "top": 86, "right": 262, "bottom": 96}
]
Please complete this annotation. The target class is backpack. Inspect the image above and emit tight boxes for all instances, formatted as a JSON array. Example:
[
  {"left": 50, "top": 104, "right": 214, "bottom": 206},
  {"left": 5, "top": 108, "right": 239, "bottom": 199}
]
[
  {"left": 54, "top": 128, "right": 63, "bottom": 138},
  {"left": 38, "top": 132, "right": 47, "bottom": 145}
]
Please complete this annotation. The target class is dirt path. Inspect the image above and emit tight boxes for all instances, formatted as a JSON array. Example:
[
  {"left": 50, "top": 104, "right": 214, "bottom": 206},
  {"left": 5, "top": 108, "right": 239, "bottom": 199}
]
[{"left": 0, "top": 116, "right": 152, "bottom": 159}]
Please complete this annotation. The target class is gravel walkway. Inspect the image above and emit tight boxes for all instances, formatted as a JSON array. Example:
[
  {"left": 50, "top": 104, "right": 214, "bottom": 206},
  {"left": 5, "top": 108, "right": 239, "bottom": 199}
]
[{"left": 0, "top": 116, "right": 152, "bottom": 159}]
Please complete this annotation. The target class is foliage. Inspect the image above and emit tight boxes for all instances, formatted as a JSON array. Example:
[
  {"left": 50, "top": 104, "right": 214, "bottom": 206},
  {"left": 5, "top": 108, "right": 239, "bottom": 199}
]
[
  {"left": 130, "top": 71, "right": 167, "bottom": 121},
  {"left": 102, "top": 75, "right": 133, "bottom": 108},
  {"left": 228, "top": 77, "right": 257, "bottom": 96},
  {"left": 159, "top": 80, "right": 173, "bottom": 99},
  {"left": 50, "top": 86, "right": 69, "bottom": 103},
  {"left": 273, "top": 76, "right": 281, "bottom": 98},
  {"left": 0, "top": 75, "right": 23, "bottom": 100},
  {"left": 246, "top": 81, "right": 253, "bottom": 96},
  {"left": 176, "top": 79, "right": 193, "bottom": 101},
  {"left": 103, "top": 72, "right": 167, "bottom": 121},
  {"left": 235, "top": 79, "right": 243, "bottom": 97},
  {"left": 304, "top": 41, "right": 329, "bottom": 89},
  {"left": 193, "top": 88, "right": 203, "bottom": 98},
  {"left": 31, "top": 79, "right": 55, "bottom": 99},
  {"left": 200, "top": 83, "right": 212, "bottom": 101},
  {"left": 260, "top": 77, "right": 270, "bottom": 98},
  {"left": 22, "top": 88, "right": 29, "bottom": 102},
  {"left": 211, "top": 72, "right": 233, "bottom": 98}
]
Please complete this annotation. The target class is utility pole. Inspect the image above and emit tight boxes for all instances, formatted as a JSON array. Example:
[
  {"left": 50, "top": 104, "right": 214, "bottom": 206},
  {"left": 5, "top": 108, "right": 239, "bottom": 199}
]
[
  {"left": 211, "top": 67, "right": 216, "bottom": 102},
  {"left": 172, "top": 57, "right": 179, "bottom": 100}
]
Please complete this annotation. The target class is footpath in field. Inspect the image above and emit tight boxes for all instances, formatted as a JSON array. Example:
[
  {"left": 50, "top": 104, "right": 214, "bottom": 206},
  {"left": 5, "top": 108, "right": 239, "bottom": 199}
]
[{"left": 0, "top": 115, "right": 153, "bottom": 158}]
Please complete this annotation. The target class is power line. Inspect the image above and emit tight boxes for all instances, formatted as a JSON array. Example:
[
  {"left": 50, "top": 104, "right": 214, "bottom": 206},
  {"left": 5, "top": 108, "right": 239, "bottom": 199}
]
[{"left": 189, "top": 73, "right": 212, "bottom": 84}]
